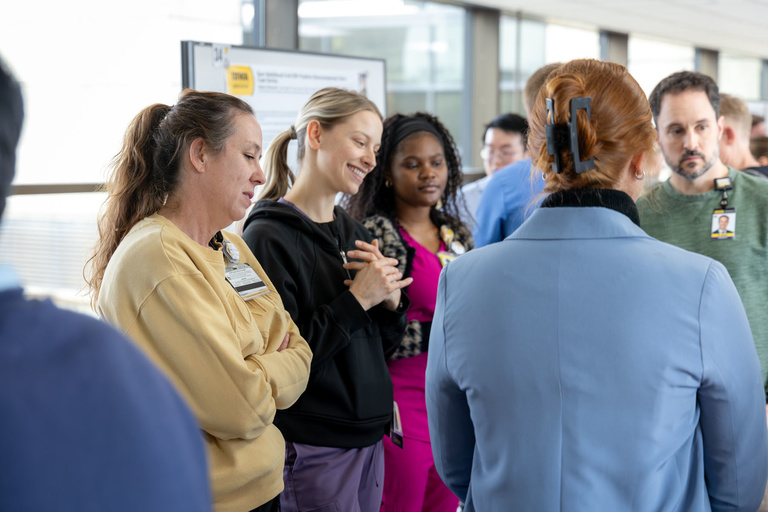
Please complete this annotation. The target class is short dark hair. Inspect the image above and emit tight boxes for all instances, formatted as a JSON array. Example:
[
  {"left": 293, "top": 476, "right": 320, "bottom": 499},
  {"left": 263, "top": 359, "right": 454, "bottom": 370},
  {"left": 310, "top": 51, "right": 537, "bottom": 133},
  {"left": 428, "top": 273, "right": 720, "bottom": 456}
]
[
  {"left": 483, "top": 113, "right": 529, "bottom": 146},
  {"left": 0, "top": 58, "right": 24, "bottom": 221},
  {"left": 648, "top": 71, "right": 720, "bottom": 123}
]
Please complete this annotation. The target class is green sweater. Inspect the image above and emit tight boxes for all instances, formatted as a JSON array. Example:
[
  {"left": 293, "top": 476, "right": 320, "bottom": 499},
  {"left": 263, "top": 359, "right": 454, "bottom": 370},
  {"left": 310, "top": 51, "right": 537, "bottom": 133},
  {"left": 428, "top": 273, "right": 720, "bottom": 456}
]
[{"left": 637, "top": 168, "right": 768, "bottom": 393}]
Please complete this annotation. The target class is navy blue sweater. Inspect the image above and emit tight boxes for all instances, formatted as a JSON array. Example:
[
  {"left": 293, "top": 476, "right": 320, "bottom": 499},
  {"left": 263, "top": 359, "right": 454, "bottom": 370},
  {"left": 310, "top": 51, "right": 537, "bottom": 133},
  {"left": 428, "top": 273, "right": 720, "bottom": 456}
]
[{"left": 0, "top": 287, "right": 212, "bottom": 511}]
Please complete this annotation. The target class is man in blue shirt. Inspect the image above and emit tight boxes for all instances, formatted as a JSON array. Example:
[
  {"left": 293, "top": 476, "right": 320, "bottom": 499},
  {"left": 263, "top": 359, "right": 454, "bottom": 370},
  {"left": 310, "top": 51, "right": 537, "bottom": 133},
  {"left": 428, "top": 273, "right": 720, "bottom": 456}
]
[
  {"left": 473, "top": 62, "right": 562, "bottom": 247},
  {"left": 460, "top": 113, "right": 528, "bottom": 230},
  {"left": 0, "top": 57, "right": 211, "bottom": 511}
]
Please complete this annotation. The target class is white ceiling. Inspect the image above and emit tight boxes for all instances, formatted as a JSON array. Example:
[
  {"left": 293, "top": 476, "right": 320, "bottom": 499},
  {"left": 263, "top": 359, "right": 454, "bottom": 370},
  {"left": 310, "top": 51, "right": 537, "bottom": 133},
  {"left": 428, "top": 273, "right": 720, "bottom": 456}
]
[{"left": 468, "top": 0, "right": 768, "bottom": 59}]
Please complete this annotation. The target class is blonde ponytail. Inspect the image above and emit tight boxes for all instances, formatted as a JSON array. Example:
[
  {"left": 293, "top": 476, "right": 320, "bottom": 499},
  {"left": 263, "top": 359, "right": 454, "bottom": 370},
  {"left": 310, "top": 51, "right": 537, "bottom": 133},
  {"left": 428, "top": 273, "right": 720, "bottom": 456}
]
[{"left": 259, "top": 129, "right": 296, "bottom": 200}]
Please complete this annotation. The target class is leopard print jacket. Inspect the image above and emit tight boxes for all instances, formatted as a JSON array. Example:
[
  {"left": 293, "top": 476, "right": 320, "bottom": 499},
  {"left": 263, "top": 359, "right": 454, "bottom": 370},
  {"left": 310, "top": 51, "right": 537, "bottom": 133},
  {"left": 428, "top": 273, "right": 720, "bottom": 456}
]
[{"left": 363, "top": 215, "right": 473, "bottom": 360}]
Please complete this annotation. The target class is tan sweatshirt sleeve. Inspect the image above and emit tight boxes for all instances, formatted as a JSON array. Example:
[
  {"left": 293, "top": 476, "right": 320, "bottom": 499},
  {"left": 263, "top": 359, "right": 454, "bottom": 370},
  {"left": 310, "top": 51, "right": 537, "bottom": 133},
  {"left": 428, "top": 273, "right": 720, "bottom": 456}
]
[
  {"left": 245, "top": 309, "right": 312, "bottom": 410},
  {"left": 238, "top": 244, "right": 312, "bottom": 411},
  {"left": 125, "top": 272, "right": 309, "bottom": 442}
]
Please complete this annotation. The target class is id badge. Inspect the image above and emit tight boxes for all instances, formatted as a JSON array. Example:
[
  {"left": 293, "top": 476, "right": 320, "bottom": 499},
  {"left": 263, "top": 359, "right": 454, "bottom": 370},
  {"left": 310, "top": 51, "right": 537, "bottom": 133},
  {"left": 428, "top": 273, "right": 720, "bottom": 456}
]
[
  {"left": 224, "top": 263, "right": 269, "bottom": 300},
  {"left": 389, "top": 401, "right": 404, "bottom": 449},
  {"left": 711, "top": 208, "right": 736, "bottom": 240}
]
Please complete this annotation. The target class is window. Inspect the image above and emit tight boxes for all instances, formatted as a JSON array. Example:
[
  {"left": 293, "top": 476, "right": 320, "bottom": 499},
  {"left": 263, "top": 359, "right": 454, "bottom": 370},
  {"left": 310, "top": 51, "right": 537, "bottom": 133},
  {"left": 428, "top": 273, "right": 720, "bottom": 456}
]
[
  {"left": 500, "top": 17, "right": 598, "bottom": 115},
  {"left": 545, "top": 24, "right": 600, "bottom": 64},
  {"left": 719, "top": 54, "right": 762, "bottom": 100},
  {"left": 299, "top": 0, "right": 466, "bottom": 157},
  {"left": 628, "top": 36, "right": 695, "bottom": 97},
  {"left": 499, "top": 15, "right": 522, "bottom": 114},
  {"left": 0, "top": 0, "right": 247, "bottom": 307}
]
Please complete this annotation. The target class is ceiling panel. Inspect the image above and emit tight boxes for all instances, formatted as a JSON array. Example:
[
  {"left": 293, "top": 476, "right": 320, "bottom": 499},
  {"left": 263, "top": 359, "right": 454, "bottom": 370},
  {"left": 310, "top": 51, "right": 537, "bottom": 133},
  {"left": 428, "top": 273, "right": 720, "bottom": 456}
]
[{"left": 469, "top": 0, "right": 768, "bottom": 58}]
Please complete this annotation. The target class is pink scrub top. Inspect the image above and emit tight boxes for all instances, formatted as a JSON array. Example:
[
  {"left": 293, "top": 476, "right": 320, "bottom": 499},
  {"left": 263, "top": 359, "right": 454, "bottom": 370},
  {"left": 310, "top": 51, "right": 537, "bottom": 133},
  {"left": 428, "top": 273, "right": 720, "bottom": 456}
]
[
  {"left": 389, "top": 226, "right": 446, "bottom": 442},
  {"left": 397, "top": 226, "right": 445, "bottom": 324}
]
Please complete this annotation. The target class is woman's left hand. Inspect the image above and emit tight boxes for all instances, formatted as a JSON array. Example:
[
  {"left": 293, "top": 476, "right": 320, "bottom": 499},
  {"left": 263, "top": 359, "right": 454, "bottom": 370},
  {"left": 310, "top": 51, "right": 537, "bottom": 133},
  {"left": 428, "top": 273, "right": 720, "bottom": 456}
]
[
  {"left": 345, "top": 239, "right": 406, "bottom": 311},
  {"left": 277, "top": 333, "right": 290, "bottom": 352}
]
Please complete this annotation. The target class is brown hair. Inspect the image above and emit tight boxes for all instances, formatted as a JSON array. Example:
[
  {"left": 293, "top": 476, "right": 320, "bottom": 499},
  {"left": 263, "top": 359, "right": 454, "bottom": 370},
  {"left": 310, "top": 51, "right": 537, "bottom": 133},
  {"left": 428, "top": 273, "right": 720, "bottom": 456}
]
[
  {"left": 720, "top": 93, "right": 751, "bottom": 136},
  {"left": 648, "top": 71, "right": 719, "bottom": 123},
  {"left": 86, "top": 89, "right": 253, "bottom": 306},
  {"left": 750, "top": 135, "right": 768, "bottom": 160},
  {"left": 259, "top": 87, "right": 382, "bottom": 200},
  {"left": 528, "top": 59, "right": 656, "bottom": 194}
]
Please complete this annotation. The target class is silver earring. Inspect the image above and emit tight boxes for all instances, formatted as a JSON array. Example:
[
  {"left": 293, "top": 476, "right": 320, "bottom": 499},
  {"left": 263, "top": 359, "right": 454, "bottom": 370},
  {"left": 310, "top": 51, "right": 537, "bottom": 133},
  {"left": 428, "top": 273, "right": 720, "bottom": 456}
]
[
  {"left": 634, "top": 168, "right": 645, "bottom": 180},
  {"left": 541, "top": 172, "right": 549, "bottom": 181},
  {"left": 162, "top": 193, "right": 168, "bottom": 206}
]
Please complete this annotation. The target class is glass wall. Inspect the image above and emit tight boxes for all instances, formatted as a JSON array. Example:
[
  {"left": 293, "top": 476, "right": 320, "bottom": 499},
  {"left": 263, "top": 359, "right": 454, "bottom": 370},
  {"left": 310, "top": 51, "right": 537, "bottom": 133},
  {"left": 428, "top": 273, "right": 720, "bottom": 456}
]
[
  {"left": 499, "top": 15, "right": 521, "bottom": 115},
  {"left": 719, "top": 54, "right": 762, "bottom": 100},
  {"left": 298, "top": 0, "right": 466, "bottom": 155},
  {"left": 545, "top": 24, "right": 600, "bottom": 64},
  {"left": 0, "top": 0, "right": 247, "bottom": 307},
  {"left": 500, "top": 16, "right": 599, "bottom": 115},
  {"left": 627, "top": 36, "right": 695, "bottom": 96}
]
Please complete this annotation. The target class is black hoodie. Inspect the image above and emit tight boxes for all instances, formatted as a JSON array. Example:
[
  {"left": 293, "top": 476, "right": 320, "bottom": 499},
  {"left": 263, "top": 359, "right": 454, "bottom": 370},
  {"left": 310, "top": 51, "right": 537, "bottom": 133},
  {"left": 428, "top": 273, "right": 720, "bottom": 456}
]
[{"left": 242, "top": 200, "right": 408, "bottom": 448}]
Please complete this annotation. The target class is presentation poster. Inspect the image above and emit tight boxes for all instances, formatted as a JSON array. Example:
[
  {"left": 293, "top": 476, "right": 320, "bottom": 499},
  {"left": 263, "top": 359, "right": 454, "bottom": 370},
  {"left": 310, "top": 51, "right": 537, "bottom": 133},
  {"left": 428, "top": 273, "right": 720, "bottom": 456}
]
[
  {"left": 227, "top": 63, "right": 362, "bottom": 146},
  {"left": 182, "top": 42, "right": 386, "bottom": 155}
]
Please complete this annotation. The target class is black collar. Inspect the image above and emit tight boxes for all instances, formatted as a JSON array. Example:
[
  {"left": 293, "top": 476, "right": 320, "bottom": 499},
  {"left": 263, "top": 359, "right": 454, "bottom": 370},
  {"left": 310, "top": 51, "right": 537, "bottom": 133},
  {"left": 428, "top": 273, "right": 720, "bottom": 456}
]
[
  {"left": 208, "top": 230, "right": 223, "bottom": 250},
  {"left": 540, "top": 188, "right": 640, "bottom": 227}
]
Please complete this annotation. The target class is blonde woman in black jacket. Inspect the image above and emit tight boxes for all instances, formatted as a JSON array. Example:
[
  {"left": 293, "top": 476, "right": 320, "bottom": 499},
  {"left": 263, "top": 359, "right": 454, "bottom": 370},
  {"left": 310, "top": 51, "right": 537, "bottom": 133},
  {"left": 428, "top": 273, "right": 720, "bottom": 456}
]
[{"left": 242, "top": 87, "right": 411, "bottom": 512}]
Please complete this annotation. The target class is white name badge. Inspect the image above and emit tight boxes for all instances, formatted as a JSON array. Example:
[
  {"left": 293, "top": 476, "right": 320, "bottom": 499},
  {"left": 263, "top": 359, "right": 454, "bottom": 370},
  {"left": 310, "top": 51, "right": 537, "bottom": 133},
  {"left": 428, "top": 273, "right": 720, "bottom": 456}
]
[{"left": 224, "top": 263, "right": 269, "bottom": 301}]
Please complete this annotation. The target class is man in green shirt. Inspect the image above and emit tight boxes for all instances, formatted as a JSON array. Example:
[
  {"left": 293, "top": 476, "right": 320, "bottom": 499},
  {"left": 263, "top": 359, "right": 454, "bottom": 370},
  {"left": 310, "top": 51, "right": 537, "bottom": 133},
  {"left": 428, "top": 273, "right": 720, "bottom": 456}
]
[{"left": 637, "top": 71, "right": 768, "bottom": 404}]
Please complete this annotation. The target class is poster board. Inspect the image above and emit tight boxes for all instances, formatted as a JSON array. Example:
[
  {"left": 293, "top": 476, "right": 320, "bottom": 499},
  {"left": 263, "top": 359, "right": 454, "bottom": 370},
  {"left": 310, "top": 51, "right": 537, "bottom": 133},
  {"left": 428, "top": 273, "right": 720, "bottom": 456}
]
[{"left": 181, "top": 41, "right": 387, "bottom": 154}]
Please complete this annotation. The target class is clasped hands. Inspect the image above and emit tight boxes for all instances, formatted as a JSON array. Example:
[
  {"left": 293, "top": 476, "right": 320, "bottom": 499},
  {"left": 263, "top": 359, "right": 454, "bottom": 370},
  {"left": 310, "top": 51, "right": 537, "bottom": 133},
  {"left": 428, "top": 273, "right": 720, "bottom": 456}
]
[{"left": 344, "top": 239, "right": 413, "bottom": 311}]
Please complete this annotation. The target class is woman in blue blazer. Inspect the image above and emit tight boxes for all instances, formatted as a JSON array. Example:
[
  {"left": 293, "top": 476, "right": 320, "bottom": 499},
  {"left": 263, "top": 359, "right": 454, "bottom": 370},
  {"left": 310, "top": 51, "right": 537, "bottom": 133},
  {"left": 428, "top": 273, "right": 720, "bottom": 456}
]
[{"left": 425, "top": 59, "right": 768, "bottom": 512}]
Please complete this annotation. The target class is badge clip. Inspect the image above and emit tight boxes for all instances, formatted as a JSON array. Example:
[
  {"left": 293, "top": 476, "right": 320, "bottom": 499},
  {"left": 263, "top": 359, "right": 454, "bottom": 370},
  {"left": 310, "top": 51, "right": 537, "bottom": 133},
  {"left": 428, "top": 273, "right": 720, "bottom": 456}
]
[
  {"left": 389, "top": 401, "right": 404, "bottom": 449},
  {"left": 714, "top": 177, "right": 733, "bottom": 209},
  {"left": 222, "top": 240, "right": 240, "bottom": 264}
]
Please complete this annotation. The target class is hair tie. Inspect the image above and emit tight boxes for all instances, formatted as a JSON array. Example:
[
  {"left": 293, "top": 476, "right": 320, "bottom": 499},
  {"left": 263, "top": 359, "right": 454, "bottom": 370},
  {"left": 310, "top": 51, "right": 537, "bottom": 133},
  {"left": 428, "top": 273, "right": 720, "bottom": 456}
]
[
  {"left": 544, "top": 96, "right": 596, "bottom": 175},
  {"left": 289, "top": 125, "right": 297, "bottom": 140},
  {"left": 390, "top": 117, "right": 442, "bottom": 150}
]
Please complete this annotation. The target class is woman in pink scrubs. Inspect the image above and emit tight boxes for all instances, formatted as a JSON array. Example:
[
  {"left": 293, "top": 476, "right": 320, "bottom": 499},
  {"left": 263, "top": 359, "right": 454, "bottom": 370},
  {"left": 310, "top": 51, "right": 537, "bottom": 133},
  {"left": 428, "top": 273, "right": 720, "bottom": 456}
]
[{"left": 345, "top": 112, "right": 472, "bottom": 511}]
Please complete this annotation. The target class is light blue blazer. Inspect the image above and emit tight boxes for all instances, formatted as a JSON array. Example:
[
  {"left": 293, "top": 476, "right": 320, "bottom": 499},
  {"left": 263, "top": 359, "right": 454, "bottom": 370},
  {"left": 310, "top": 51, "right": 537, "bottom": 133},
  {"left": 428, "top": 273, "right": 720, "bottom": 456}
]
[{"left": 426, "top": 205, "right": 768, "bottom": 512}]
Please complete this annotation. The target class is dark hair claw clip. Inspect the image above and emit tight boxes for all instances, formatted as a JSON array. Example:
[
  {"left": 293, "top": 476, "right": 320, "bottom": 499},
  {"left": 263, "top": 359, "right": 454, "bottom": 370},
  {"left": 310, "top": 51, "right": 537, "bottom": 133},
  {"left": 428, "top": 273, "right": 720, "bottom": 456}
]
[
  {"left": 545, "top": 98, "right": 563, "bottom": 174},
  {"left": 545, "top": 96, "right": 596, "bottom": 174},
  {"left": 569, "top": 97, "right": 596, "bottom": 174}
]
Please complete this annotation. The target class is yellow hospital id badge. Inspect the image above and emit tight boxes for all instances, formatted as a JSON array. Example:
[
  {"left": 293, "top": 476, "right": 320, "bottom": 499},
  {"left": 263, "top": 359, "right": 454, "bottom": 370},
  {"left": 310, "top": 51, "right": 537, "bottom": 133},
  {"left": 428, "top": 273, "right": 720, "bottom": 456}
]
[{"left": 711, "top": 208, "right": 735, "bottom": 240}]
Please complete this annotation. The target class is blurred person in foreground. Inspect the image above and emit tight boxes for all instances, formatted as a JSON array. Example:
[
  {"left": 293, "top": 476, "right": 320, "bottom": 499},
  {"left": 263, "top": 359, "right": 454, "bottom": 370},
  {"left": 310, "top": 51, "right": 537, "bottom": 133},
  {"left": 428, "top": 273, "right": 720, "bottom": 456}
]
[
  {"left": 0, "top": 60, "right": 212, "bottom": 511},
  {"left": 426, "top": 58, "right": 768, "bottom": 511},
  {"left": 88, "top": 89, "right": 312, "bottom": 512}
]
